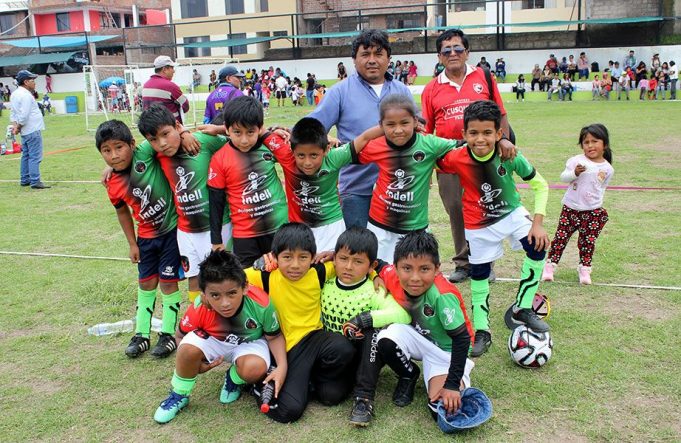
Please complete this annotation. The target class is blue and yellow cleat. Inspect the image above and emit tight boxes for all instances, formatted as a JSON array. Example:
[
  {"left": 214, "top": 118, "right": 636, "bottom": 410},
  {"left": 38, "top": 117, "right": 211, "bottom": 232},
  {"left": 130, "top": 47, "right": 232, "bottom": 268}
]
[
  {"left": 154, "top": 391, "right": 189, "bottom": 424},
  {"left": 220, "top": 370, "right": 242, "bottom": 404}
]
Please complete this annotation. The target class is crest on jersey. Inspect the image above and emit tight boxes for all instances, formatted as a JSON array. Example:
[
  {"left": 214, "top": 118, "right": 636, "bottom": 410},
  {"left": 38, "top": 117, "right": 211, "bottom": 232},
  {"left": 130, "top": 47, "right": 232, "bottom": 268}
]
[
  {"left": 412, "top": 150, "right": 426, "bottom": 162},
  {"left": 245, "top": 318, "right": 258, "bottom": 329},
  {"left": 318, "top": 169, "right": 330, "bottom": 177},
  {"left": 473, "top": 83, "right": 484, "bottom": 94},
  {"left": 423, "top": 304, "right": 435, "bottom": 317},
  {"left": 497, "top": 164, "right": 507, "bottom": 176},
  {"left": 134, "top": 161, "right": 147, "bottom": 174},
  {"left": 262, "top": 152, "right": 274, "bottom": 161}
]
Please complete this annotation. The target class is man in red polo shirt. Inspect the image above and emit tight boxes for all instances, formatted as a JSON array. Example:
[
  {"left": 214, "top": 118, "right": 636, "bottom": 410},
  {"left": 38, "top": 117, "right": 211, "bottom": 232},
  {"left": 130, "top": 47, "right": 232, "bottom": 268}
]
[
  {"left": 142, "top": 56, "right": 189, "bottom": 124},
  {"left": 421, "top": 28, "right": 515, "bottom": 284}
]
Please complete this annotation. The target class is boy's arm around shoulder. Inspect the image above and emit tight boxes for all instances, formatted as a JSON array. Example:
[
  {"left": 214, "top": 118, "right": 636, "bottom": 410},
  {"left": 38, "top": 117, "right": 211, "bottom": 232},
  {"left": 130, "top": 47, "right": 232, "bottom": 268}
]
[
  {"left": 368, "top": 287, "right": 411, "bottom": 328},
  {"left": 353, "top": 125, "right": 383, "bottom": 154}
]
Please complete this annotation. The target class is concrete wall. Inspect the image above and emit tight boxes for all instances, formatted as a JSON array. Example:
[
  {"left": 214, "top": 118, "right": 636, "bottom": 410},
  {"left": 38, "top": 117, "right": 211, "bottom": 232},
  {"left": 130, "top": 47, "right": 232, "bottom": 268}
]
[{"left": 586, "top": 0, "right": 660, "bottom": 18}]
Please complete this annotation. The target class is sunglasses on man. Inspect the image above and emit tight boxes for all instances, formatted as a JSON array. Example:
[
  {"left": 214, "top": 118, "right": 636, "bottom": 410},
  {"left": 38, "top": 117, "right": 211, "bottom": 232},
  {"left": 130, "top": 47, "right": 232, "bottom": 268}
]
[{"left": 440, "top": 46, "right": 467, "bottom": 56}]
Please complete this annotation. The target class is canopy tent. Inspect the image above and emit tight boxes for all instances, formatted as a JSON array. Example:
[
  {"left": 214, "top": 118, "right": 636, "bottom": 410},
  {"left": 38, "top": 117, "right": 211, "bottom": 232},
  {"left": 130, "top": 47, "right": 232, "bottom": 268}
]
[
  {"left": 0, "top": 51, "right": 74, "bottom": 68},
  {"left": 98, "top": 76, "right": 126, "bottom": 88},
  {"left": 2, "top": 35, "right": 117, "bottom": 48}
]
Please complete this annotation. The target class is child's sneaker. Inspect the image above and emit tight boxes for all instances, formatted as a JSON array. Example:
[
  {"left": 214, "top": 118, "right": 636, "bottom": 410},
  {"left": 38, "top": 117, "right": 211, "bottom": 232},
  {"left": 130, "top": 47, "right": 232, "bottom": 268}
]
[
  {"left": 392, "top": 365, "right": 420, "bottom": 407},
  {"left": 150, "top": 333, "right": 177, "bottom": 358},
  {"left": 512, "top": 308, "right": 550, "bottom": 332},
  {"left": 220, "top": 370, "right": 242, "bottom": 404},
  {"left": 578, "top": 265, "right": 592, "bottom": 285},
  {"left": 470, "top": 330, "right": 492, "bottom": 357},
  {"left": 125, "top": 334, "right": 150, "bottom": 358},
  {"left": 154, "top": 391, "right": 189, "bottom": 424},
  {"left": 349, "top": 397, "right": 374, "bottom": 426},
  {"left": 541, "top": 262, "right": 556, "bottom": 282}
]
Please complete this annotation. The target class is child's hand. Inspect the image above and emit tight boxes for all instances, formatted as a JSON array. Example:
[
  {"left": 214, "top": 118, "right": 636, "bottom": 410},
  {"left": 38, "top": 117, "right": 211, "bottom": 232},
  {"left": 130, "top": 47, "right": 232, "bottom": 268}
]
[
  {"left": 197, "top": 124, "right": 225, "bottom": 136},
  {"left": 327, "top": 136, "right": 341, "bottom": 148},
  {"left": 373, "top": 276, "right": 386, "bottom": 292},
  {"left": 100, "top": 166, "right": 113, "bottom": 186},
  {"left": 313, "top": 251, "right": 334, "bottom": 264},
  {"left": 212, "top": 243, "right": 225, "bottom": 252},
  {"left": 271, "top": 128, "right": 290, "bottom": 142},
  {"left": 264, "top": 365, "right": 287, "bottom": 398},
  {"left": 527, "top": 223, "right": 550, "bottom": 252},
  {"left": 497, "top": 138, "right": 517, "bottom": 161},
  {"left": 575, "top": 164, "right": 587, "bottom": 176},
  {"left": 430, "top": 388, "right": 462, "bottom": 415},
  {"left": 198, "top": 356, "right": 224, "bottom": 374},
  {"left": 128, "top": 244, "right": 140, "bottom": 263},
  {"left": 180, "top": 131, "right": 201, "bottom": 155}
]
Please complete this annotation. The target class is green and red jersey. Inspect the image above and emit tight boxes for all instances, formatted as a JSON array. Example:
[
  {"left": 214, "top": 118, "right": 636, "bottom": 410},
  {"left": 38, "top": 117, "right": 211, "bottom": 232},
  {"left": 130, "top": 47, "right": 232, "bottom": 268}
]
[
  {"left": 437, "top": 147, "right": 536, "bottom": 229},
  {"left": 106, "top": 141, "right": 176, "bottom": 239},
  {"left": 358, "top": 133, "right": 458, "bottom": 233},
  {"left": 379, "top": 265, "right": 473, "bottom": 351},
  {"left": 178, "top": 284, "right": 280, "bottom": 343},
  {"left": 207, "top": 134, "right": 288, "bottom": 238},
  {"left": 265, "top": 134, "right": 357, "bottom": 227},
  {"left": 156, "top": 133, "right": 229, "bottom": 233}
]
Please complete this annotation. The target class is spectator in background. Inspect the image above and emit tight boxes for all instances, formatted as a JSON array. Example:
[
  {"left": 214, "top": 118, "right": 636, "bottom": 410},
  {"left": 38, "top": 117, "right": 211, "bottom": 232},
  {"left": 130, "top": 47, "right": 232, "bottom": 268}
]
[
  {"left": 305, "top": 73, "right": 315, "bottom": 105},
  {"left": 657, "top": 62, "right": 669, "bottom": 100},
  {"left": 515, "top": 74, "right": 526, "bottom": 102},
  {"left": 541, "top": 65, "right": 552, "bottom": 91},
  {"left": 477, "top": 56, "right": 491, "bottom": 70},
  {"left": 547, "top": 73, "right": 563, "bottom": 100},
  {"left": 578, "top": 52, "right": 589, "bottom": 79},
  {"left": 638, "top": 74, "right": 649, "bottom": 100},
  {"left": 546, "top": 54, "right": 558, "bottom": 73},
  {"left": 669, "top": 61, "right": 677, "bottom": 100},
  {"left": 142, "top": 56, "right": 188, "bottom": 123},
  {"left": 635, "top": 61, "right": 647, "bottom": 88},
  {"left": 394, "top": 60, "right": 403, "bottom": 82},
  {"left": 624, "top": 50, "right": 637, "bottom": 70},
  {"left": 495, "top": 57, "right": 506, "bottom": 81},
  {"left": 433, "top": 60, "right": 445, "bottom": 77},
  {"left": 208, "top": 70, "right": 217, "bottom": 91},
  {"left": 567, "top": 54, "right": 577, "bottom": 80},
  {"left": 407, "top": 60, "right": 418, "bottom": 85},
  {"left": 203, "top": 65, "right": 244, "bottom": 123},
  {"left": 45, "top": 74, "right": 52, "bottom": 93},
  {"left": 558, "top": 56, "right": 568, "bottom": 74},
  {"left": 531, "top": 64, "right": 542, "bottom": 91},
  {"left": 192, "top": 69, "right": 201, "bottom": 89},
  {"left": 275, "top": 74, "right": 288, "bottom": 107},
  {"left": 400, "top": 62, "right": 409, "bottom": 84},
  {"left": 561, "top": 74, "right": 573, "bottom": 101},
  {"left": 651, "top": 53, "right": 661, "bottom": 72},
  {"left": 601, "top": 71, "right": 613, "bottom": 99},
  {"left": 592, "top": 75, "right": 601, "bottom": 99},
  {"left": 647, "top": 74, "right": 658, "bottom": 100},
  {"left": 4, "top": 84, "right": 11, "bottom": 101},
  {"left": 337, "top": 62, "right": 348, "bottom": 80},
  {"left": 617, "top": 68, "right": 631, "bottom": 100}
]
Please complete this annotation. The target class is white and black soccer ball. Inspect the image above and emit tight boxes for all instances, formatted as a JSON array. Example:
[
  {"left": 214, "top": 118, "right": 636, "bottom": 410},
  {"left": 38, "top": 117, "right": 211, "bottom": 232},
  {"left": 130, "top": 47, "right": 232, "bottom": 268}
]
[{"left": 508, "top": 326, "right": 553, "bottom": 368}]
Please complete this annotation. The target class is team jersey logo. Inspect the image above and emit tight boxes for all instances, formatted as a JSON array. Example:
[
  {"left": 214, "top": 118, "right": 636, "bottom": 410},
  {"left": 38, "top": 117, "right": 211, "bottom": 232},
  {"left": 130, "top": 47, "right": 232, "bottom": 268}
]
[
  {"left": 387, "top": 169, "right": 415, "bottom": 190},
  {"left": 442, "top": 307, "right": 455, "bottom": 326},
  {"left": 175, "top": 166, "right": 196, "bottom": 193},
  {"left": 161, "top": 265, "right": 175, "bottom": 277},
  {"left": 245, "top": 318, "right": 258, "bottom": 329},
  {"left": 262, "top": 152, "right": 274, "bottom": 162},
  {"left": 133, "top": 185, "right": 152, "bottom": 210},
  {"left": 294, "top": 181, "right": 323, "bottom": 214},
  {"left": 318, "top": 169, "right": 330, "bottom": 177},
  {"left": 473, "top": 83, "right": 484, "bottom": 94},
  {"left": 414, "top": 322, "right": 431, "bottom": 337},
  {"left": 412, "top": 150, "right": 426, "bottom": 162},
  {"left": 497, "top": 164, "right": 507, "bottom": 176},
  {"left": 242, "top": 172, "right": 272, "bottom": 205},
  {"left": 181, "top": 316, "right": 192, "bottom": 329},
  {"left": 225, "top": 334, "right": 244, "bottom": 345},
  {"left": 479, "top": 183, "right": 502, "bottom": 203},
  {"left": 134, "top": 161, "right": 147, "bottom": 174},
  {"left": 208, "top": 168, "right": 217, "bottom": 181},
  {"left": 423, "top": 304, "right": 435, "bottom": 317},
  {"left": 244, "top": 172, "right": 268, "bottom": 195}
]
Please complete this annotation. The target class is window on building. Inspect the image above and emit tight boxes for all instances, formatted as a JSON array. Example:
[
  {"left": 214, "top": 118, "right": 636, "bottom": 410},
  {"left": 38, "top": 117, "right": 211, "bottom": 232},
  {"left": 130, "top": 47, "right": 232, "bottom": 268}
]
[
  {"left": 387, "top": 13, "right": 423, "bottom": 29},
  {"left": 180, "top": 0, "right": 208, "bottom": 19},
  {"left": 513, "top": 0, "right": 557, "bottom": 9},
  {"left": 450, "top": 0, "right": 486, "bottom": 12},
  {"left": 260, "top": 0, "right": 269, "bottom": 13},
  {"left": 56, "top": 12, "right": 70, "bottom": 32},
  {"left": 272, "top": 30, "right": 287, "bottom": 37},
  {"left": 124, "top": 14, "right": 133, "bottom": 27},
  {"left": 0, "top": 14, "right": 17, "bottom": 35},
  {"left": 228, "top": 32, "right": 247, "bottom": 55},
  {"left": 225, "top": 0, "right": 245, "bottom": 15},
  {"left": 339, "top": 16, "right": 369, "bottom": 32},
  {"left": 184, "top": 36, "right": 211, "bottom": 58}
]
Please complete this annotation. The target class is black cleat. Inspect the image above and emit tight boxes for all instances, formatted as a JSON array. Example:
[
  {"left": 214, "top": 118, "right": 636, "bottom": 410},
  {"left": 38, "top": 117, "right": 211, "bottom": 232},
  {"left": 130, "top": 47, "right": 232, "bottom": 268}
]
[
  {"left": 512, "top": 308, "right": 550, "bottom": 332},
  {"left": 470, "top": 330, "right": 492, "bottom": 357},
  {"left": 448, "top": 267, "right": 471, "bottom": 283},
  {"left": 350, "top": 397, "right": 374, "bottom": 427},
  {"left": 151, "top": 333, "right": 177, "bottom": 358},
  {"left": 125, "top": 333, "right": 150, "bottom": 358},
  {"left": 392, "top": 365, "right": 420, "bottom": 407}
]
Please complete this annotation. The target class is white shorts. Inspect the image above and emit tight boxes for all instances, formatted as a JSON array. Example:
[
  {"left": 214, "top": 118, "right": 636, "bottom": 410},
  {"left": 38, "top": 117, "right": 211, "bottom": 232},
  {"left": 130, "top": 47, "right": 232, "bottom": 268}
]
[
  {"left": 367, "top": 222, "right": 405, "bottom": 263},
  {"left": 377, "top": 323, "right": 474, "bottom": 392},
  {"left": 465, "top": 207, "right": 532, "bottom": 265},
  {"left": 177, "top": 223, "right": 232, "bottom": 277},
  {"left": 179, "top": 331, "right": 271, "bottom": 367},
  {"left": 311, "top": 219, "right": 346, "bottom": 252}
]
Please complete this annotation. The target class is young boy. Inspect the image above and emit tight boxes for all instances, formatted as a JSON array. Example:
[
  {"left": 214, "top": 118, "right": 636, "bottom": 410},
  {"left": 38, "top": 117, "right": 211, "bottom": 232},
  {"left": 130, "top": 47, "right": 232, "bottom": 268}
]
[
  {"left": 96, "top": 120, "right": 183, "bottom": 358},
  {"left": 138, "top": 105, "right": 232, "bottom": 328},
  {"left": 263, "top": 117, "right": 380, "bottom": 252},
  {"left": 153, "top": 250, "right": 286, "bottom": 424},
  {"left": 321, "top": 226, "right": 410, "bottom": 426},
  {"left": 376, "top": 231, "right": 475, "bottom": 419},
  {"left": 437, "top": 100, "right": 551, "bottom": 357},
  {"left": 207, "top": 96, "right": 288, "bottom": 267},
  {"left": 244, "top": 222, "right": 355, "bottom": 423}
]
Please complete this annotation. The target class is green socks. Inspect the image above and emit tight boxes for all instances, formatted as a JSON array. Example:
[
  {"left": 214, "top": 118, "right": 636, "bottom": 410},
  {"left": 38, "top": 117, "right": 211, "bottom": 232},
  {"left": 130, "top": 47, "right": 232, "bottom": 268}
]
[
  {"left": 229, "top": 364, "right": 246, "bottom": 385},
  {"left": 470, "top": 277, "right": 490, "bottom": 331},
  {"left": 161, "top": 290, "right": 182, "bottom": 335},
  {"left": 135, "top": 288, "right": 157, "bottom": 338},
  {"left": 516, "top": 256, "right": 545, "bottom": 309},
  {"left": 171, "top": 370, "right": 197, "bottom": 396}
]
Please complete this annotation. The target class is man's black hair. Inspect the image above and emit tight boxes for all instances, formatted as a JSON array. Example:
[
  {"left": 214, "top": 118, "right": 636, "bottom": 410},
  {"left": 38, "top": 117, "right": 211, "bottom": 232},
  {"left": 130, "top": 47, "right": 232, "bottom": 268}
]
[
  {"left": 351, "top": 29, "right": 391, "bottom": 58},
  {"left": 334, "top": 226, "right": 378, "bottom": 263},
  {"left": 436, "top": 28, "right": 469, "bottom": 53},
  {"left": 222, "top": 95, "right": 264, "bottom": 129},
  {"left": 198, "top": 250, "right": 247, "bottom": 291},
  {"left": 95, "top": 119, "right": 133, "bottom": 151},
  {"left": 271, "top": 222, "right": 316, "bottom": 257},
  {"left": 290, "top": 117, "right": 328, "bottom": 151},
  {"left": 393, "top": 230, "right": 440, "bottom": 267},
  {"left": 463, "top": 100, "right": 502, "bottom": 131},
  {"left": 137, "top": 104, "right": 176, "bottom": 138}
]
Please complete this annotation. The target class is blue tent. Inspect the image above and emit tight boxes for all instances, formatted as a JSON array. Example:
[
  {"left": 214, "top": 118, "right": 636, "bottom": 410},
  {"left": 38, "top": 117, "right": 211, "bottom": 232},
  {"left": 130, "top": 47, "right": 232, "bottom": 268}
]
[{"left": 99, "top": 76, "right": 126, "bottom": 88}]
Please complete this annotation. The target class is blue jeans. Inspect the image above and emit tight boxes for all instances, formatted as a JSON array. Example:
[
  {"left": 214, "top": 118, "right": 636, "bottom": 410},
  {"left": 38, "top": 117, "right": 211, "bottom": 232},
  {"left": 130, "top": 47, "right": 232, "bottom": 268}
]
[
  {"left": 340, "top": 193, "right": 371, "bottom": 229},
  {"left": 306, "top": 90, "right": 314, "bottom": 106},
  {"left": 20, "top": 130, "right": 44, "bottom": 186}
]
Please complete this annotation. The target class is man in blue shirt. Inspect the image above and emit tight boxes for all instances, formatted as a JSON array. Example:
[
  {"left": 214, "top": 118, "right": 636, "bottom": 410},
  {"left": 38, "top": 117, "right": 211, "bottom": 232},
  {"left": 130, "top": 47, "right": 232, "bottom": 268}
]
[
  {"left": 203, "top": 65, "right": 244, "bottom": 123},
  {"left": 10, "top": 70, "right": 49, "bottom": 189},
  {"left": 308, "top": 29, "right": 415, "bottom": 228}
]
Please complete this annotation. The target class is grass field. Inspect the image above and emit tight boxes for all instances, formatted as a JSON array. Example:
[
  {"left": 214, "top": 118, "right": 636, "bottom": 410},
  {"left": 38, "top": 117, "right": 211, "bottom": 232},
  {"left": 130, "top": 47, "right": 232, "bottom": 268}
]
[{"left": 1, "top": 98, "right": 680, "bottom": 442}]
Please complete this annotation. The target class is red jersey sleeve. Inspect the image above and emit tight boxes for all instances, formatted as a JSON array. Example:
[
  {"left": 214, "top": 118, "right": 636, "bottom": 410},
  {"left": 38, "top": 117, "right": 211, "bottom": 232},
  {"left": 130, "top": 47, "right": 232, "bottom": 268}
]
[
  {"left": 207, "top": 147, "right": 227, "bottom": 189},
  {"left": 262, "top": 132, "right": 295, "bottom": 169},
  {"left": 436, "top": 147, "right": 463, "bottom": 175},
  {"left": 421, "top": 80, "right": 436, "bottom": 134},
  {"left": 358, "top": 137, "right": 385, "bottom": 164},
  {"left": 105, "top": 175, "right": 127, "bottom": 209},
  {"left": 178, "top": 301, "right": 206, "bottom": 335}
]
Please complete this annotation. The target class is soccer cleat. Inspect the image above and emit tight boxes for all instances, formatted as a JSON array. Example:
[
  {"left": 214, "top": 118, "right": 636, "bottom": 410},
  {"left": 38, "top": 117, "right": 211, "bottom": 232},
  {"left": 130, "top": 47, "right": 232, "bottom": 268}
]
[
  {"left": 578, "top": 265, "right": 592, "bottom": 285},
  {"left": 512, "top": 308, "right": 550, "bottom": 332},
  {"left": 154, "top": 391, "right": 189, "bottom": 424},
  {"left": 541, "top": 262, "right": 556, "bottom": 282},
  {"left": 220, "top": 370, "right": 242, "bottom": 404},
  {"left": 150, "top": 333, "right": 177, "bottom": 358},
  {"left": 125, "top": 333, "right": 150, "bottom": 358},
  {"left": 392, "top": 365, "right": 420, "bottom": 407},
  {"left": 448, "top": 267, "right": 471, "bottom": 283},
  {"left": 470, "top": 330, "right": 492, "bottom": 357},
  {"left": 349, "top": 397, "right": 374, "bottom": 427}
]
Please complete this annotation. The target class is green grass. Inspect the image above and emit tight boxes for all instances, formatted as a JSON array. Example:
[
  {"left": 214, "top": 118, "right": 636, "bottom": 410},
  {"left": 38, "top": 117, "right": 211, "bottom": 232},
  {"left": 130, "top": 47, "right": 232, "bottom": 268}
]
[{"left": 1, "top": 99, "right": 681, "bottom": 441}]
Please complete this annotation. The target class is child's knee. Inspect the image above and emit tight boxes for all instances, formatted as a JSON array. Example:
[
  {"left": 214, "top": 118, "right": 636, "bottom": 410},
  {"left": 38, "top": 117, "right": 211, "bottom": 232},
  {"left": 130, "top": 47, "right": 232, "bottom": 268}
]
[
  {"left": 235, "top": 355, "right": 268, "bottom": 382},
  {"left": 159, "top": 280, "right": 179, "bottom": 294},
  {"left": 177, "top": 343, "right": 204, "bottom": 362},
  {"left": 470, "top": 263, "right": 491, "bottom": 280}
]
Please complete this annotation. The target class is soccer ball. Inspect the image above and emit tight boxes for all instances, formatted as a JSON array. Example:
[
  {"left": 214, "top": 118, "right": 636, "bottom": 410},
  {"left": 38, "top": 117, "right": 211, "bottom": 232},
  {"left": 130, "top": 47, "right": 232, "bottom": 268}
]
[{"left": 508, "top": 326, "right": 553, "bottom": 368}]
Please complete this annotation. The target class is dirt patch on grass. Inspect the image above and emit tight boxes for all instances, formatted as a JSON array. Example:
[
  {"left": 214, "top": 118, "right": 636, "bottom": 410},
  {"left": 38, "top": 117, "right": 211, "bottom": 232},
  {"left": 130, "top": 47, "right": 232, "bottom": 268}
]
[
  {"left": 587, "top": 290, "right": 678, "bottom": 324},
  {"left": 604, "top": 392, "right": 681, "bottom": 440}
]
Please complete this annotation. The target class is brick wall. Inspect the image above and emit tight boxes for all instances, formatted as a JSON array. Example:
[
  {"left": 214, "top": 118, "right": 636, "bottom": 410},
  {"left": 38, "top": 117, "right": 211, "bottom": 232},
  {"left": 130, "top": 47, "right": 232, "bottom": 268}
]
[{"left": 587, "top": 0, "right": 660, "bottom": 18}]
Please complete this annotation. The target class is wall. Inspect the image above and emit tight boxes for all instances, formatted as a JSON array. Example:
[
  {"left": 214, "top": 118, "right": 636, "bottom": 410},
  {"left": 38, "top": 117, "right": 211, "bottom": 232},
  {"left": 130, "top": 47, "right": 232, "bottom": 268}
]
[
  {"left": 586, "top": 0, "right": 659, "bottom": 18},
  {"left": 33, "top": 11, "right": 85, "bottom": 35}
]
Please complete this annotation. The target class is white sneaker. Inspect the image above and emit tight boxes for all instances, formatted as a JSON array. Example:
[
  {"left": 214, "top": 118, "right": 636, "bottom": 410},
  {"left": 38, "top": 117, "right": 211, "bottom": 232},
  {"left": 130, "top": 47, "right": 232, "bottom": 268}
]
[{"left": 578, "top": 265, "right": 592, "bottom": 285}]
